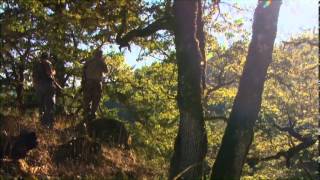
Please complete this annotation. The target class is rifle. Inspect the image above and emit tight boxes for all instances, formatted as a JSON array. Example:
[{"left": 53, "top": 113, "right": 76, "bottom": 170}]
[
  {"left": 48, "top": 73, "right": 63, "bottom": 92},
  {"left": 52, "top": 77, "right": 63, "bottom": 91}
]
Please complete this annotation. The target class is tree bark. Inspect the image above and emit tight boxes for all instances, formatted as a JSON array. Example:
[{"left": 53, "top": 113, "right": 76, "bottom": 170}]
[
  {"left": 169, "top": 1, "right": 207, "bottom": 179},
  {"left": 211, "top": 1, "right": 282, "bottom": 179},
  {"left": 196, "top": 0, "right": 206, "bottom": 93}
]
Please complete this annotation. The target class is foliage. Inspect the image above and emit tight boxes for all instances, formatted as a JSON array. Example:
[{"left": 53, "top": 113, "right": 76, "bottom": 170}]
[
  {"left": 99, "top": 56, "right": 178, "bottom": 175},
  {"left": 0, "top": 0, "right": 317, "bottom": 179}
]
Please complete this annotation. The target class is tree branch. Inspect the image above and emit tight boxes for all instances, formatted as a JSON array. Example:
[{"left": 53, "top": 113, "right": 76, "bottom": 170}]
[
  {"left": 247, "top": 118, "right": 316, "bottom": 168},
  {"left": 269, "top": 118, "right": 307, "bottom": 142},
  {"left": 247, "top": 137, "right": 316, "bottom": 168},
  {"left": 204, "top": 116, "right": 228, "bottom": 122},
  {"left": 205, "top": 79, "right": 235, "bottom": 100},
  {"left": 116, "top": 16, "right": 173, "bottom": 51}
]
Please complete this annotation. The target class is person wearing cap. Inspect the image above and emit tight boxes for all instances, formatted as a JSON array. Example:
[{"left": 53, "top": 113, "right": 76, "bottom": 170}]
[{"left": 82, "top": 50, "right": 108, "bottom": 120}]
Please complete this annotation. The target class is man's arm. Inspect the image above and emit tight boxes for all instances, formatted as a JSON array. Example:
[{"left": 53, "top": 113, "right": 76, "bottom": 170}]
[
  {"left": 32, "top": 64, "right": 39, "bottom": 86},
  {"left": 82, "top": 61, "right": 89, "bottom": 87},
  {"left": 83, "top": 61, "right": 88, "bottom": 77},
  {"left": 43, "top": 60, "right": 54, "bottom": 77},
  {"left": 100, "top": 59, "right": 108, "bottom": 73}
]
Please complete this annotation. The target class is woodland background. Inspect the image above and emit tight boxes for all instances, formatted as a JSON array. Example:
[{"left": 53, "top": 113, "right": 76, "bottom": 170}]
[{"left": 0, "top": 0, "right": 318, "bottom": 179}]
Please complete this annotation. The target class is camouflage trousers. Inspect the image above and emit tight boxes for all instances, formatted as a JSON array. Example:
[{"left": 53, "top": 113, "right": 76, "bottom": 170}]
[
  {"left": 36, "top": 82, "right": 55, "bottom": 128},
  {"left": 83, "top": 79, "right": 102, "bottom": 120}
]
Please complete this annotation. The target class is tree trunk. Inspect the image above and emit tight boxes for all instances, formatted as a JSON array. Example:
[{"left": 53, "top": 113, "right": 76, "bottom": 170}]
[
  {"left": 211, "top": 1, "right": 282, "bottom": 179},
  {"left": 196, "top": 0, "right": 206, "bottom": 93},
  {"left": 169, "top": 1, "right": 207, "bottom": 179}
]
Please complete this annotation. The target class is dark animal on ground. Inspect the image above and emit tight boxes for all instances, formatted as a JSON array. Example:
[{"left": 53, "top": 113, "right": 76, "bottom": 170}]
[
  {"left": 85, "top": 118, "right": 131, "bottom": 149},
  {"left": 0, "top": 130, "right": 38, "bottom": 160},
  {"left": 53, "top": 136, "right": 102, "bottom": 164}
]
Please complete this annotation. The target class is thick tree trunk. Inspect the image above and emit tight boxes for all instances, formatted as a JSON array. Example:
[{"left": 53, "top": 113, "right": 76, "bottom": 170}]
[
  {"left": 196, "top": 0, "right": 206, "bottom": 93},
  {"left": 169, "top": 1, "right": 207, "bottom": 179},
  {"left": 211, "top": 1, "right": 282, "bottom": 179}
]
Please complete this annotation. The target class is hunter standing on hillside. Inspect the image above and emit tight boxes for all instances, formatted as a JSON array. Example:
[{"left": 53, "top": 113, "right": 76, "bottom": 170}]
[
  {"left": 82, "top": 50, "right": 108, "bottom": 120},
  {"left": 33, "top": 52, "right": 62, "bottom": 128}
]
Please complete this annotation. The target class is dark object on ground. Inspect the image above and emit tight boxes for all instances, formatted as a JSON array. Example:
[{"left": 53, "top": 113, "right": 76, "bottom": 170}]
[
  {"left": 0, "top": 130, "right": 38, "bottom": 160},
  {"left": 84, "top": 118, "right": 131, "bottom": 149},
  {"left": 53, "top": 136, "right": 102, "bottom": 164}
]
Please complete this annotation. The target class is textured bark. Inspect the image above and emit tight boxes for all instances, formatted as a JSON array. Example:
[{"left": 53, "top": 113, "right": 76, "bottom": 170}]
[
  {"left": 211, "top": 1, "right": 282, "bottom": 179},
  {"left": 169, "top": 1, "right": 207, "bottom": 179},
  {"left": 196, "top": 0, "right": 206, "bottom": 92}
]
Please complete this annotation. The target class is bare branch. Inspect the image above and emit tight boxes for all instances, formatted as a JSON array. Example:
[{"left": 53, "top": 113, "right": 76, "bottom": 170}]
[
  {"left": 204, "top": 116, "right": 228, "bottom": 122},
  {"left": 247, "top": 137, "right": 316, "bottom": 168},
  {"left": 269, "top": 118, "right": 307, "bottom": 142},
  {"left": 205, "top": 79, "right": 235, "bottom": 99},
  {"left": 116, "top": 16, "right": 173, "bottom": 51},
  {"left": 247, "top": 118, "right": 316, "bottom": 168}
]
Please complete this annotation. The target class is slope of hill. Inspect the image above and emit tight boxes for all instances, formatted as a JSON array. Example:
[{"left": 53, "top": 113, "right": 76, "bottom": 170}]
[{"left": 0, "top": 112, "right": 155, "bottom": 179}]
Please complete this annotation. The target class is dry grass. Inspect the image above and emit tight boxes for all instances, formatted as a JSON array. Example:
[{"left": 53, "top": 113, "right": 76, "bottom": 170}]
[{"left": 0, "top": 110, "right": 155, "bottom": 179}]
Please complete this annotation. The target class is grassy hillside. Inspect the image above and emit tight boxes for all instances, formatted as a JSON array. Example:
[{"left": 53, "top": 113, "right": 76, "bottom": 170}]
[{"left": 0, "top": 110, "right": 156, "bottom": 179}]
